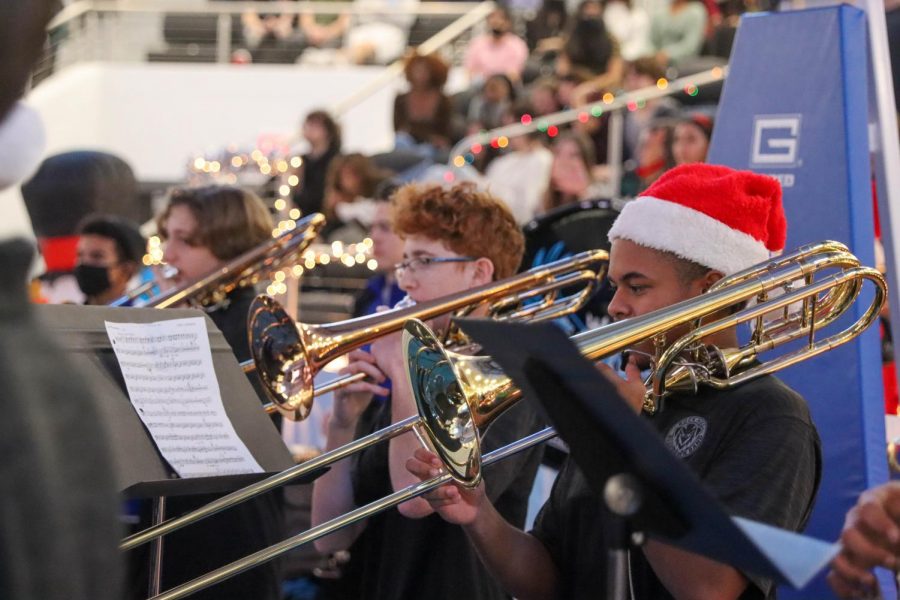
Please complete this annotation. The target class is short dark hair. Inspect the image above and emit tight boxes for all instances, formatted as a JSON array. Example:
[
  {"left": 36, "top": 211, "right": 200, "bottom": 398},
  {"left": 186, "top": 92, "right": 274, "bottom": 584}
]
[
  {"left": 77, "top": 214, "right": 145, "bottom": 264},
  {"left": 659, "top": 250, "right": 714, "bottom": 285}
]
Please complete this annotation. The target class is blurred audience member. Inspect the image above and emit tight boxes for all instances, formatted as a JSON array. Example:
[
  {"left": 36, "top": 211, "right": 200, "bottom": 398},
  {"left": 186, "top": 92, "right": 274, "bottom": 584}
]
[
  {"left": 352, "top": 181, "right": 405, "bottom": 317},
  {"left": 293, "top": 110, "right": 342, "bottom": 217},
  {"left": 344, "top": 0, "right": 418, "bottom": 64},
  {"left": 649, "top": 0, "right": 708, "bottom": 67},
  {"left": 485, "top": 105, "right": 553, "bottom": 224},
  {"left": 241, "top": 4, "right": 305, "bottom": 63},
  {"left": 75, "top": 214, "right": 145, "bottom": 306},
  {"left": 621, "top": 118, "right": 674, "bottom": 196},
  {"left": 556, "top": 72, "right": 588, "bottom": 109},
  {"left": 603, "top": 0, "right": 652, "bottom": 61},
  {"left": 467, "top": 73, "right": 516, "bottom": 132},
  {"left": 526, "top": 0, "right": 568, "bottom": 53},
  {"left": 464, "top": 6, "right": 529, "bottom": 83},
  {"left": 622, "top": 58, "right": 680, "bottom": 160},
  {"left": 671, "top": 112, "right": 713, "bottom": 165},
  {"left": 529, "top": 77, "right": 562, "bottom": 116},
  {"left": 394, "top": 53, "right": 455, "bottom": 154},
  {"left": 323, "top": 153, "right": 388, "bottom": 241},
  {"left": 561, "top": 1, "right": 625, "bottom": 106},
  {"left": 543, "top": 131, "right": 606, "bottom": 213},
  {"left": 299, "top": 2, "right": 351, "bottom": 50}
]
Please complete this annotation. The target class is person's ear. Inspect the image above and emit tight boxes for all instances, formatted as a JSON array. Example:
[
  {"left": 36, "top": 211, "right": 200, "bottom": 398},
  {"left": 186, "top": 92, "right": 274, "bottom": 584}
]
[
  {"left": 471, "top": 257, "right": 495, "bottom": 285},
  {"left": 701, "top": 269, "right": 725, "bottom": 293}
]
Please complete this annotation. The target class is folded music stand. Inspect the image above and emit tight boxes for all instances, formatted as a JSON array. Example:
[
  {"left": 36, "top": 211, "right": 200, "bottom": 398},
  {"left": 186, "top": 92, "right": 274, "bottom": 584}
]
[{"left": 457, "top": 318, "right": 837, "bottom": 599}]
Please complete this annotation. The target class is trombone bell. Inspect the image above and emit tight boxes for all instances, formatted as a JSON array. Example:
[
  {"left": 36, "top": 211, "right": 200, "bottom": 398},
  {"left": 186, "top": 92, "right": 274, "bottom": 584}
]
[
  {"left": 249, "top": 295, "right": 315, "bottom": 421},
  {"left": 402, "top": 319, "right": 519, "bottom": 487}
]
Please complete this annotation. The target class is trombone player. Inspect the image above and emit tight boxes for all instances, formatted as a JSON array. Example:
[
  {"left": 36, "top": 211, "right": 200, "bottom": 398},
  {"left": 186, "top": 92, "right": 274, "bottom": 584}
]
[
  {"left": 407, "top": 164, "right": 823, "bottom": 599},
  {"left": 129, "top": 184, "right": 284, "bottom": 600},
  {"left": 311, "top": 182, "right": 545, "bottom": 599}
]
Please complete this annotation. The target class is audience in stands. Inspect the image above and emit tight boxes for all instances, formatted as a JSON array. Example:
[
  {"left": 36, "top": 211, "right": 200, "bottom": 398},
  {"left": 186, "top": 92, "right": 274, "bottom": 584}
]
[
  {"left": 621, "top": 57, "right": 681, "bottom": 160},
  {"left": 464, "top": 6, "right": 530, "bottom": 84},
  {"left": 621, "top": 117, "right": 675, "bottom": 196},
  {"left": 543, "top": 131, "right": 606, "bottom": 213},
  {"left": 649, "top": 0, "right": 708, "bottom": 67},
  {"left": 603, "top": 0, "right": 652, "bottom": 61},
  {"left": 322, "top": 153, "right": 389, "bottom": 241},
  {"left": 393, "top": 53, "right": 456, "bottom": 155},
  {"left": 671, "top": 112, "right": 714, "bottom": 165},
  {"left": 344, "top": 0, "right": 419, "bottom": 65},
  {"left": 528, "top": 77, "right": 562, "bottom": 115},
  {"left": 485, "top": 105, "right": 554, "bottom": 225},
  {"left": 293, "top": 110, "right": 342, "bottom": 218},
  {"left": 467, "top": 73, "right": 517, "bottom": 132}
]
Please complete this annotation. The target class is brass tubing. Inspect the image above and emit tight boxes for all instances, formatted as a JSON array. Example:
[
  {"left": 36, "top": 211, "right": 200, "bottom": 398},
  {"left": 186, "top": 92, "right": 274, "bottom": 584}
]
[
  {"left": 147, "top": 427, "right": 557, "bottom": 600},
  {"left": 121, "top": 415, "right": 420, "bottom": 551}
]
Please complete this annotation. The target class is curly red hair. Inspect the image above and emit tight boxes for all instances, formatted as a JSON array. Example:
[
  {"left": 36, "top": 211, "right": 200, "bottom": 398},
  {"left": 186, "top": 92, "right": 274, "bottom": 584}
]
[{"left": 391, "top": 183, "right": 524, "bottom": 280}]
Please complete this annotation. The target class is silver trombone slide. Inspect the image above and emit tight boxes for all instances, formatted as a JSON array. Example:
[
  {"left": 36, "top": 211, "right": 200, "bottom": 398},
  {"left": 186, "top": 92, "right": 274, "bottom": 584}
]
[{"left": 147, "top": 427, "right": 557, "bottom": 600}]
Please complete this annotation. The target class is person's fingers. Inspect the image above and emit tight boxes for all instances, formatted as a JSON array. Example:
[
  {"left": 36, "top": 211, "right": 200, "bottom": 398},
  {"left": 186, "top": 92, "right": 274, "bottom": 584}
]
[
  {"left": 840, "top": 525, "right": 897, "bottom": 572},
  {"left": 826, "top": 569, "right": 872, "bottom": 599},
  {"left": 828, "top": 552, "right": 879, "bottom": 593}
]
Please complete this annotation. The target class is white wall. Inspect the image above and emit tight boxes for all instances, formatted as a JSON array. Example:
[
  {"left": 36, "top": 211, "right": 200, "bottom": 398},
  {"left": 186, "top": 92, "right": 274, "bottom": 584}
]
[{"left": 0, "top": 61, "right": 426, "bottom": 239}]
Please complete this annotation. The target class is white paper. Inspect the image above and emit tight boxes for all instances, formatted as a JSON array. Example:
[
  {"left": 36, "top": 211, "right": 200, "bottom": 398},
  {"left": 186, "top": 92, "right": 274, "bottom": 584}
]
[
  {"left": 732, "top": 516, "right": 840, "bottom": 589},
  {"left": 105, "top": 317, "right": 263, "bottom": 478}
]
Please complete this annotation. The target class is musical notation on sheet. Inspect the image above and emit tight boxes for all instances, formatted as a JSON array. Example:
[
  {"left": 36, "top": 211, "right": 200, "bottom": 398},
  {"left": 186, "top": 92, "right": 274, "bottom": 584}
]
[{"left": 105, "top": 317, "right": 263, "bottom": 478}]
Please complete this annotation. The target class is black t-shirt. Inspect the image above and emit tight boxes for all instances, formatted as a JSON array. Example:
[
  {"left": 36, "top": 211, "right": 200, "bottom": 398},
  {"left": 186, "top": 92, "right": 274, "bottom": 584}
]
[
  {"left": 332, "top": 395, "right": 545, "bottom": 600},
  {"left": 531, "top": 375, "right": 822, "bottom": 600}
]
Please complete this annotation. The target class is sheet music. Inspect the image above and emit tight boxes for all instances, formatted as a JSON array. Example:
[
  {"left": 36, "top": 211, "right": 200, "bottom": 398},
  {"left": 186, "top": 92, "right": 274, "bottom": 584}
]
[{"left": 105, "top": 317, "right": 263, "bottom": 478}]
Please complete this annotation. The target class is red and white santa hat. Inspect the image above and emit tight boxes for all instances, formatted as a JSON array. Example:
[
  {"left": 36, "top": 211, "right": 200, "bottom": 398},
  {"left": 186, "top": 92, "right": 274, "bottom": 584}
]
[{"left": 608, "top": 164, "right": 786, "bottom": 275}]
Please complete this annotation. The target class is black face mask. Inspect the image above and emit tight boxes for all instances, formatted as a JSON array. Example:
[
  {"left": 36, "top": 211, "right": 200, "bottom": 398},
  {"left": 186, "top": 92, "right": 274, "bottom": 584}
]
[{"left": 75, "top": 264, "right": 112, "bottom": 297}]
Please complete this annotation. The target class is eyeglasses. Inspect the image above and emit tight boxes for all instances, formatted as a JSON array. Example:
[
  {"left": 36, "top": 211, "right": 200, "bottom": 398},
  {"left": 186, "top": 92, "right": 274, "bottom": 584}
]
[{"left": 393, "top": 256, "right": 477, "bottom": 276}]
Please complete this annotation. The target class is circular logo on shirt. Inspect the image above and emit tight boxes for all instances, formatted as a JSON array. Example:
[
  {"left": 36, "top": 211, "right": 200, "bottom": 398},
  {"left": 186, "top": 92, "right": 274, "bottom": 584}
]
[{"left": 665, "top": 416, "right": 708, "bottom": 458}]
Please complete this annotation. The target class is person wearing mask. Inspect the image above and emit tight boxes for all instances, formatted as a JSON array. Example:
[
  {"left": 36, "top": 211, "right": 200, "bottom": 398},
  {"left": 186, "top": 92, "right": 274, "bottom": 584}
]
[
  {"left": 407, "top": 163, "right": 822, "bottom": 600},
  {"left": 463, "top": 6, "right": 529, "bottom": 84},
  {"left": 75, "top": 214, "right": 145, "bottom": 306}
]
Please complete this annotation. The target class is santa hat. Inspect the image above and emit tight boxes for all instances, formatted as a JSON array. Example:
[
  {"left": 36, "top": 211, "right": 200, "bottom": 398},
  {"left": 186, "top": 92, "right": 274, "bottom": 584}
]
[{"left": 608, "top": 164, "right": 786, "bottom": 275}]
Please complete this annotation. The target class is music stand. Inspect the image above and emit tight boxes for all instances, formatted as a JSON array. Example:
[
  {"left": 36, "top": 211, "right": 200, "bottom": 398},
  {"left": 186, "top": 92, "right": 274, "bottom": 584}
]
[
  {"left": 457, "top": 318, "right": 838, "bottom": 599},
  {"left": 36, "top": 304, "right": 320, "bottom": 594}
]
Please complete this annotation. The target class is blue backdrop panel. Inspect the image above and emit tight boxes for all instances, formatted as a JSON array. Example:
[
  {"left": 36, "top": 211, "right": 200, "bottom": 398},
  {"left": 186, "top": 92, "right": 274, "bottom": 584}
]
[{"left": 708, "top": 6, "right": 887, "bottom": 598}]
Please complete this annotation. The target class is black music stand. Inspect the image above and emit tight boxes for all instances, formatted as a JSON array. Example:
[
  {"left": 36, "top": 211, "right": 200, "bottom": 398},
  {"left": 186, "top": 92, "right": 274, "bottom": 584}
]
[
  {"left": 457, "top": 318, "right": 837, "bottom": 599},
  {"left": 36, "top": 304, "right": 320, "bottom": 594}
]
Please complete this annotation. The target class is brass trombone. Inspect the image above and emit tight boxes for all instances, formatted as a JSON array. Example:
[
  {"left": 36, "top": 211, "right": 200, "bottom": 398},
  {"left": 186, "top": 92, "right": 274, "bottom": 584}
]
[
  {"left": 130, "top": 241, "right": 885, "bottom": 600},
  {"left": 135, "top": 212, "right": 326, "bottom": 309},
  {"left": 403, "top": 240, "right": 886, "bottom": 485},
  {"left": 243, "top": 249, "right": 610, "bottom": 420},
  {"left": 122, "top": 249, "right": 608, "bottom": 550},
  {"left": 108, "top": 266, "right": 178, "bottom": 307}
]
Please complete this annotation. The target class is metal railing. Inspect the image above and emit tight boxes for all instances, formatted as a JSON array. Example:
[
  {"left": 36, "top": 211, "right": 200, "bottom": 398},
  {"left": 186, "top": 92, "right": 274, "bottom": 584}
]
[
  {"left": 35, "top": 0, "right": 488, "bottom": 83},
  {"left": 448, "top": 66, "right": 729, "bottom": 196}
]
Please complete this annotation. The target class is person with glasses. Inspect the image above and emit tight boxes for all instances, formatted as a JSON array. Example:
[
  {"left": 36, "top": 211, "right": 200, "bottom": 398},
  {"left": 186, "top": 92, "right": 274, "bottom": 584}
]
[{"left": 310, "top": 182, "right": 544, "bottom": 600}]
